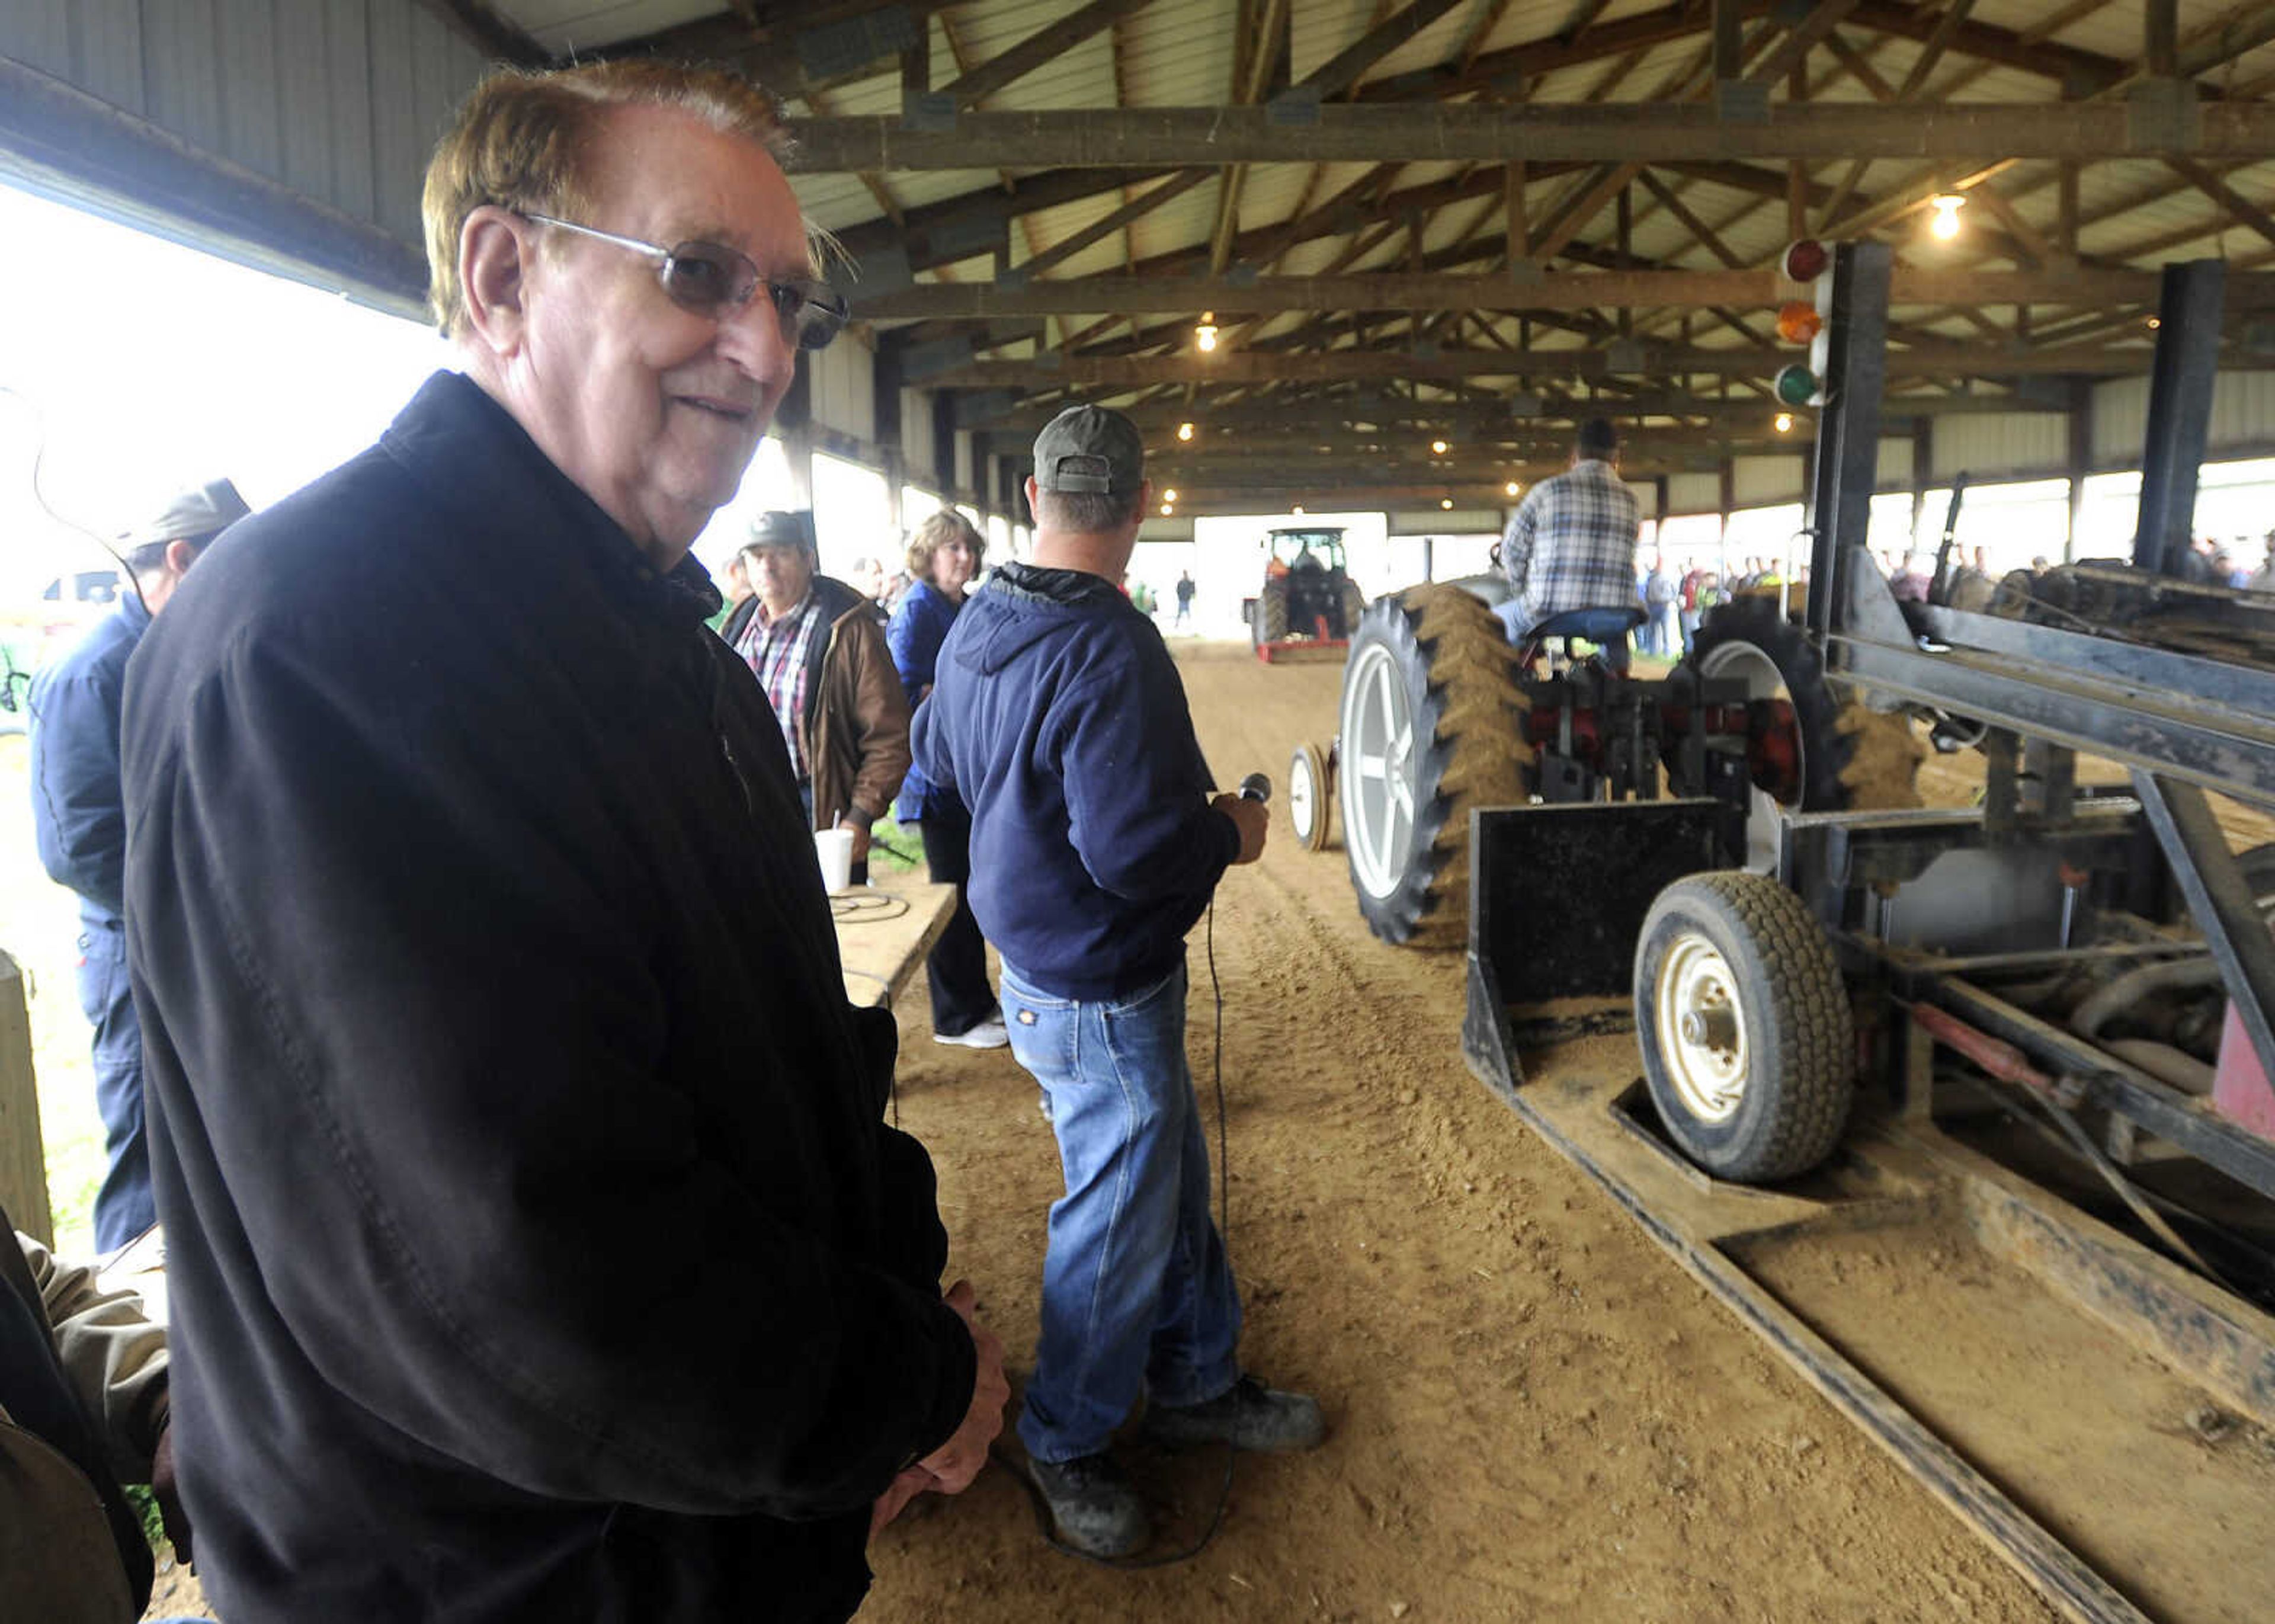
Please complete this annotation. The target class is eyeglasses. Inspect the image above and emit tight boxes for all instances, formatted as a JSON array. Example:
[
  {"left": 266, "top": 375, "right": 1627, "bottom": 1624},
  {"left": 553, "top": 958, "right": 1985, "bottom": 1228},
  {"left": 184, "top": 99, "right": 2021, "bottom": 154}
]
[{"left": 521, "top": 213, "right": 848, "bottom": 351}]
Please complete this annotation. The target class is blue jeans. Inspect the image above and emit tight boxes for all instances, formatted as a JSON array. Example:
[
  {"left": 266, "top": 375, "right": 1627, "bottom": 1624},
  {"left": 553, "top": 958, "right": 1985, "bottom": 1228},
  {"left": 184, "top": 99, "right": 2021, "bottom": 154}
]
[
  {"left": 76, "top": 925, "right": 154, "bottom": 1253},
  {"left": 999, "top": 959, "right": 1241, "bottom": 1463}
]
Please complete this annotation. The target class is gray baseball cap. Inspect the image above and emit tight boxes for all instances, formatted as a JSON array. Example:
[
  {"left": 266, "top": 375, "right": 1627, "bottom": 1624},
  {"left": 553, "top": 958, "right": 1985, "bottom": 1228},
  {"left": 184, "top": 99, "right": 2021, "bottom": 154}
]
[
  {"left": 1033, "top": 405, "right": 1144, "bottom": 495},
  {"left": 744, "top": 509, "right": 817, "bottom": 553},
  {"left": 120, "top": 478, "right": 250, "bottom": 549}
]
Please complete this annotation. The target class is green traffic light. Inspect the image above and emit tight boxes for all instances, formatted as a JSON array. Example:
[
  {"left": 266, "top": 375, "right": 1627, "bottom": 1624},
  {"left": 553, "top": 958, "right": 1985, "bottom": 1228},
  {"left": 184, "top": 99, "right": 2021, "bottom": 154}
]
[{"left": 1774, "top": 363, "right": 1818, "bottom": 406}]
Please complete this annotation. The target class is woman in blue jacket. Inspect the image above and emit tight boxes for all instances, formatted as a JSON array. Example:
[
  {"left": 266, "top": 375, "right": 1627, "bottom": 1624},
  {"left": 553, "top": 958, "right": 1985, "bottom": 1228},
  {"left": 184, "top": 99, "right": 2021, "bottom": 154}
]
[{"left": 890, "top": 512, "right": 1007, "bottom": 1048}]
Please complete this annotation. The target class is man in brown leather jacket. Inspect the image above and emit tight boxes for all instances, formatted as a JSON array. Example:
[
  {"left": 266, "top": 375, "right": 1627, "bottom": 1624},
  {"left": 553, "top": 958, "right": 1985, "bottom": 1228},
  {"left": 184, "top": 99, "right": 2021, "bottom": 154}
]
[{"left": 725, "top": 509, "right": 912, "bottom": 883}]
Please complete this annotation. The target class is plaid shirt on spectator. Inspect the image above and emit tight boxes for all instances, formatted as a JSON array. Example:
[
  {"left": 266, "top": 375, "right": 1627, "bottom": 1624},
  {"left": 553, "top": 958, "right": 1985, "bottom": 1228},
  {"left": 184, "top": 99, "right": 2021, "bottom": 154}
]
[
  {"left": 1501, "top": 459, "right": 1642, "bottom": 634},
  {"left": 735, "top": 590, "right": 825, "bottom": 781}
]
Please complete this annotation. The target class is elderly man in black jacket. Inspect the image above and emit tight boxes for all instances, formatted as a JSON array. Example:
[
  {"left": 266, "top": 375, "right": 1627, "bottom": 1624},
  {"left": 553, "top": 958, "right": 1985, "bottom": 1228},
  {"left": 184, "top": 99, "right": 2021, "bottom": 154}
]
[{"left": 117, "top": 59, "right": 1004, "bottom": 1624}]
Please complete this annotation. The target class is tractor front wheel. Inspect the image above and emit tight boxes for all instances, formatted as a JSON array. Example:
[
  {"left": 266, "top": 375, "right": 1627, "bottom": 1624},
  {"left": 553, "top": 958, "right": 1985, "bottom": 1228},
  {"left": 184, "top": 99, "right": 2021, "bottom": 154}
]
[{"left": 1289, "top": 741, "right": 1334, "bottom": 851}]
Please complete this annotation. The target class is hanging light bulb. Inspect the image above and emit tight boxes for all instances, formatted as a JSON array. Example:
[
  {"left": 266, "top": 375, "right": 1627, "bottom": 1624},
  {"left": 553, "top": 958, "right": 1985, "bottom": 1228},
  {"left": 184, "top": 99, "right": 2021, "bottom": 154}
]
[
  {"left": 1292, "top": 504, "right": 1305, "bottom": 515},
  {"left": 1194, "top": 311, "right": 1219, "bottom": 352},
  {"left": 1774, "top": 411, "right": 1795, "bottom": 434},
  {"left": 1504, "top": 481, "right": 1521, "bottom": 497},
  {"left": 1162, "top": 488, "right": 1178, "bottom": 502},
  {"left": 1160, "top": 501, "right": 1175, "bottom": 515},
  {"left": 1929, "top": 194, "right": 1966, "bottom": 241},
  {"left": 1440, "top": 497, "right": 1455, "bottom": 510},
  {"left": 1177, "top": 421, "right": 1195, "bottom": 441},
  {"left": 1431, "top": 438, "right": 1450, "bottom": 455}
]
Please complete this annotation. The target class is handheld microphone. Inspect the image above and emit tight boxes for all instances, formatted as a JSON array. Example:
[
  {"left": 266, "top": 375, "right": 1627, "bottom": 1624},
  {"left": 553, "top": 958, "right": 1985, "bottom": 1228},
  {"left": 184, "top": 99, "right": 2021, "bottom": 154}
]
[{"left": 1238, "top": 771, "right": 1273, "bottom": 803}]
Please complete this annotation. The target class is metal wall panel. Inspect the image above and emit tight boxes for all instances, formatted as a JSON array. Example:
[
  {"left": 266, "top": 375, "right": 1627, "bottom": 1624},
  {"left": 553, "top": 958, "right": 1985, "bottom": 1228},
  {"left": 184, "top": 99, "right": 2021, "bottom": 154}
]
[
  {"left": 808, "top": 332, "right": 876, "bottom": 443},
  {"left": 1877, "top": 437, "right": 1912, "bottom": 486},
  {"left": 2095, "top": 377, "right": 2151, "bottom": 464},
  {"left": 277, "top": 2, "right": 334, "bottom": 203},
  {"left": 1390, "top": 511, "right": 1501, "bottom": 531},
  {"left": 325, "top": 0, "right": 379, "bottom": 223},
  {"left": 901, "top": 389, "right": 937, "bottom": 483},
  {"left": 145, "top": 0, "right": 226, "bottom": 159},
  {"left": 1931, "top": 411, "right": 2065, "bottom": 479},
  {"left": 1733, "top": 454, "right": 1805, "bottom": 505},
  {"left": 367, "top": 1, "right": 424, "bottom": 242},
  {"left": 0, "top": 0, "right": 483, "bottom": 308},
  {"left": 2, "top": 0, "right": 69, "bottom": 78},
  {"left": 1667, "top": 472, "right": 1721, "bottom": 514},
  {"left": 219, "top": 0, "right": 282, "bottom": 183},
  {"left": 75, "top": 0, "right": 145, "bottom": 113},
  {"left": 2209, "top": 371, "right": 2275, "bottom": 453},
  {"left": 2095, "top": 372, "right": 2275, "bottom": 467}
]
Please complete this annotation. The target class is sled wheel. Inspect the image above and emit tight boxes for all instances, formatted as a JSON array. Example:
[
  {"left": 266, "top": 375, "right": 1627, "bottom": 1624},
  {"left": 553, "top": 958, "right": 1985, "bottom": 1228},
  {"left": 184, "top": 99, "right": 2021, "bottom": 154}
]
[{"left": 1635, "top": 870, "right": 1853, "bottom": 1183}]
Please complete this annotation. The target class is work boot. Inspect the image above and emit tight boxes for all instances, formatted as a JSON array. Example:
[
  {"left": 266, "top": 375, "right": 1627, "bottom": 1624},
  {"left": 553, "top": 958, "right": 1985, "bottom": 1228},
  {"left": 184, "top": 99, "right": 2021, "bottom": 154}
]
[
  {"left": 1026, "top": 1451, "right": 1149, "bottom": 1558},
  {"left": 1143, "top": 1375, "right": 1326, "bottom": 1453}
]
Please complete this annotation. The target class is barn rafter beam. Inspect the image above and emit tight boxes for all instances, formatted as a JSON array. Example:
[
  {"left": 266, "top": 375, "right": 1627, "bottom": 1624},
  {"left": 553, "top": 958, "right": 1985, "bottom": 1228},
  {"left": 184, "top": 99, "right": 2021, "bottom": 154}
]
[
  {"left": 781, "top": 101, "right": 2275, "bottom": 171},
  {"left": 2165, "top": 156, "right": 2275, "bottom": 253},
  {"left": 832, "top": 166, "right": 1180, "bottom": 267},
  {"left": 927, "top": 343, "right": 2203, "bottom": 389},
  {"left": 1289, "top": 0, "right": 1470, "bottom": 101},
  {"left": 954, "top": 383, "right": 2053, "bottom": 434},
  {"left": 415, "top": 0, "right": 547, "bottom": 65},
  {"left": 1022, "top": 170, "right": 1215, "bottom": 280},
  {"left": 934, "top": 0, "right": 1155, "bottom": 108},
  {"left": 867, "top": 190, "right": 2133, "bottom": 328}
]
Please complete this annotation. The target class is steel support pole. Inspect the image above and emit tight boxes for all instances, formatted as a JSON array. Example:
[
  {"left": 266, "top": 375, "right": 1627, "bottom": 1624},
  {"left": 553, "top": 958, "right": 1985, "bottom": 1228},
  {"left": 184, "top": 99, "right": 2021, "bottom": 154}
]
[
  {"left": 2129, "top": 770, "right": 2275, "bottom": 1090},
  {"left": 1806, "top": 242, "right": 1893, "bottom": 642},
  {"left": 2131, "top": 260, "right": 2226, "bottom": 577}
]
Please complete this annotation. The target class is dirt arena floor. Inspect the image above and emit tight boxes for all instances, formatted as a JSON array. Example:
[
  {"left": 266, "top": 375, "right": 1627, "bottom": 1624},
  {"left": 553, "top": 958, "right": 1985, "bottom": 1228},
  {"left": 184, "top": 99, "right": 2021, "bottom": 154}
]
[
  {"left": 52, "top": 639, "right": 2174, "bottom": 1622},
  {"left": 853, "top": 641, "right": 2061, "bottom": 1624}
]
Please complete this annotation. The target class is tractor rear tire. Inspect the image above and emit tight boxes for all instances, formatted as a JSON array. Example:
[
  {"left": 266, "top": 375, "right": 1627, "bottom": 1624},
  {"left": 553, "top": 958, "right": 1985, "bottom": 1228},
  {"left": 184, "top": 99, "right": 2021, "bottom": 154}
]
[
  {"left": 1254, "top": 576, "right": 1292, "bottom": 649},
  {"left": 1689, "top": 597, "right": 1921, "bottom": 864},
  {"left": 1337, "top": 585, "right": 1532, "bottom": 948},
  {"left": 1337, "top": 579, "right": 1367, "bottom": 639},
  {"left": 1635, "top": 870, "right": 1854, "bottom": 1183},
  {"left": 1289, "top": 741, "right": 1334, "bottom": 851}
]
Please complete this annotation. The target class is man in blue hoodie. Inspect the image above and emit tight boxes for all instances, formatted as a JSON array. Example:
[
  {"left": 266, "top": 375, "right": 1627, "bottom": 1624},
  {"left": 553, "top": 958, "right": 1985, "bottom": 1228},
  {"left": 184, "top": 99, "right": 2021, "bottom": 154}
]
[{"left": 911, "top": 404, "right": 1324, "bottom": 1559}]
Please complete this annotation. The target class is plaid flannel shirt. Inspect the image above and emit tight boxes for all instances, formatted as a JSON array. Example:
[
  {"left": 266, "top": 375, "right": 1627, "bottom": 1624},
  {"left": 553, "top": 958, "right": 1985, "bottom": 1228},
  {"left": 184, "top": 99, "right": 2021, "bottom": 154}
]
[
  {"left": 735, "top": 590, "right": 825, "bottom": 780},
  {"left": 1501, "top": 459, "right": 1642, "bottom": 633}
]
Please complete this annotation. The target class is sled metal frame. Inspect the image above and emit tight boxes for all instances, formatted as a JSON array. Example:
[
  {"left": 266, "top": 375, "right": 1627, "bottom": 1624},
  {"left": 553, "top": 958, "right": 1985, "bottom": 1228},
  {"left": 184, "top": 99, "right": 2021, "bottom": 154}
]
[
  {"left": 1808, "top": 254, "right": 2275, "bottom": 1191},
  {"left": 1459, "top": 249, "right": 2275, "bottom": 1622}
]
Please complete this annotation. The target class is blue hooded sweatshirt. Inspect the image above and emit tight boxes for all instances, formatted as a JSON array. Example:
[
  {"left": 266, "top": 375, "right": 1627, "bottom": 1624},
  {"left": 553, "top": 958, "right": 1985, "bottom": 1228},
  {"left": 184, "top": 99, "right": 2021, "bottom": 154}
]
[{"left": 909, "top": 560, "right": 1241, "bottom": 1001}]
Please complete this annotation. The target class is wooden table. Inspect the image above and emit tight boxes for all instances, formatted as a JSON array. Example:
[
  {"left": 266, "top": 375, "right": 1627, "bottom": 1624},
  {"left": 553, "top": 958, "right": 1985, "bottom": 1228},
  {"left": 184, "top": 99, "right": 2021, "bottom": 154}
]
[{"left": 834, "top": 880, "right": 957, "bottom": 1008}]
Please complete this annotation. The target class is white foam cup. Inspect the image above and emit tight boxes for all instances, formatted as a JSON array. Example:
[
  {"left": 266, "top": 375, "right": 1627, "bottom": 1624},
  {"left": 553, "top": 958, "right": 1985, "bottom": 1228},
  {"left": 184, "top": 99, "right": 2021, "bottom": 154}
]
[{"left": 814, "top": 827, "right": 855, "bottom": 893}]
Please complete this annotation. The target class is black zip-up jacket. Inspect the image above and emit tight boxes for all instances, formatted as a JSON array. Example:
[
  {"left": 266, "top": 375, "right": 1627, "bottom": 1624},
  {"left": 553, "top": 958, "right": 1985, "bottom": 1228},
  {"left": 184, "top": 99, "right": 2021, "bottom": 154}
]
[{"left": 118, "top": 371, "right": 974, "bottom": 1623}]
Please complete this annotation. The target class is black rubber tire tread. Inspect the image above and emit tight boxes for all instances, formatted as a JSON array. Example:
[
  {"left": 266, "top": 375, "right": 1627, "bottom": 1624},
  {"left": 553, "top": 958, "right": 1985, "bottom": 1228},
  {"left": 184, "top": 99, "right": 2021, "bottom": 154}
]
[
  {"left": 1340, "top": 584, "right": 1532, "bottom": 949},
  {"left": 1687, "top": 596, "right": 1920, "bottom": 813},
  {"left": 1290, "top": 741, "right": 1334, "bottom": 851},
  {"left": 1634, "top": 870, "right": 1855, "bottom": 1183},
  {"left": 1337, "top": 579, "right": 1367, "bottom": 640},
  {"left": 1254, "top": 576, "right": 1291, "bottom": 648}
]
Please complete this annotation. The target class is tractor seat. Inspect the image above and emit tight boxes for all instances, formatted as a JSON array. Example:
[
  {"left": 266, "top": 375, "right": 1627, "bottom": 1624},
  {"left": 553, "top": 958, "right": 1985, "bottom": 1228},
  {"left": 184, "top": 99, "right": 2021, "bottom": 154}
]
[{"left": 1514, "top": 606, "right": 1645, "bottom": 674}]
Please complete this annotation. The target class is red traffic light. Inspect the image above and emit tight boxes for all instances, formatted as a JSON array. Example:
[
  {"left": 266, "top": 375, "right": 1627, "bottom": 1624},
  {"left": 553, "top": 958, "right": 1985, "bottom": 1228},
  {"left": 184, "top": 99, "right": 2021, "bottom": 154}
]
[
  {"left": 1776, "top": 302, "right": 1824, "bottom": 344},
  {"left": 1782, "top": 238, "right": 1829, "bottom": 282}
]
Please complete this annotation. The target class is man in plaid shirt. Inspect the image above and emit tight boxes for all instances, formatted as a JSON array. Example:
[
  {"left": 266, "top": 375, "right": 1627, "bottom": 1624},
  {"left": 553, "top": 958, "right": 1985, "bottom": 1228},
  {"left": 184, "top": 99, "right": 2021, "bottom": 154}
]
[
  {"left": 1497, "top": 418, "right": 1642, "bottom": 667},
  {"left": 725, "top": 509, "right": 911, "bottom": 883}
]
